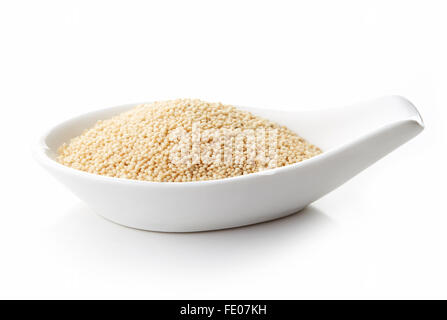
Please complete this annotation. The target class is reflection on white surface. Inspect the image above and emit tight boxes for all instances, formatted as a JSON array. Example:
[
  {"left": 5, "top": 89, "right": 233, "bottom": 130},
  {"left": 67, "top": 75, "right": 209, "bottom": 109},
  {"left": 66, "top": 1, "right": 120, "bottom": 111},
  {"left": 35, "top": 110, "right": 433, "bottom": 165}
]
[{"left": 48, "top": 203, "right": 335, "bottom": 272}]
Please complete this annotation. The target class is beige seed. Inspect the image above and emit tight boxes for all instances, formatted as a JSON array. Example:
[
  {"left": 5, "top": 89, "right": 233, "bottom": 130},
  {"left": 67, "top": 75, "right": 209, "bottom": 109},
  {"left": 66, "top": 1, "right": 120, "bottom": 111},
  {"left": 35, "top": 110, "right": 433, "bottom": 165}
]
[{"left": 57, "top": 99, "right": 322, "bottom": 182}]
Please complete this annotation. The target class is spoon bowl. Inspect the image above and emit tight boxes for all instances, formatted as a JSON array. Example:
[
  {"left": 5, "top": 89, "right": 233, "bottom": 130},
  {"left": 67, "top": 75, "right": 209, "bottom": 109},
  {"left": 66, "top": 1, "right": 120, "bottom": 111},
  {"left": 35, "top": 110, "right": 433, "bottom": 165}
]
[{"left": 33, "top": 96, "right": 424, "bottom": 232}]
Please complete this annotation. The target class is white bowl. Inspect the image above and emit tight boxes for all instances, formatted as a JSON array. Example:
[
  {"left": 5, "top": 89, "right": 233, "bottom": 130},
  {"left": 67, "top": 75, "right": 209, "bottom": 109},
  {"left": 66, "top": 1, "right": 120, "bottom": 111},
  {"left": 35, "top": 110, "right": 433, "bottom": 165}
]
[{"left": 34, "top": 96, "right": 424, "bottom": 232}]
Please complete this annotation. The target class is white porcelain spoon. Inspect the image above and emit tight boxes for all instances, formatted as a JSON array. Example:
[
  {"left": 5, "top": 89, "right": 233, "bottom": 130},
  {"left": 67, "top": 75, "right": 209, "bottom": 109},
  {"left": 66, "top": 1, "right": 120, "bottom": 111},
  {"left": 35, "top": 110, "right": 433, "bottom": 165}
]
[{"left": 34, "top": 96, "right": 424, "bottom": 232}]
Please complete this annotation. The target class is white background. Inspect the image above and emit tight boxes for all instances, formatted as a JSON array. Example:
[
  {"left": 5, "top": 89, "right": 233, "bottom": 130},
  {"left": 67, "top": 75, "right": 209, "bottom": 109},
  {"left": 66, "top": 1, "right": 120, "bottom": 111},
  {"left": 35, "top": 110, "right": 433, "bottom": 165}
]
[{"left": 1, "top": 0, "right": 446, "bottom": 299}]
